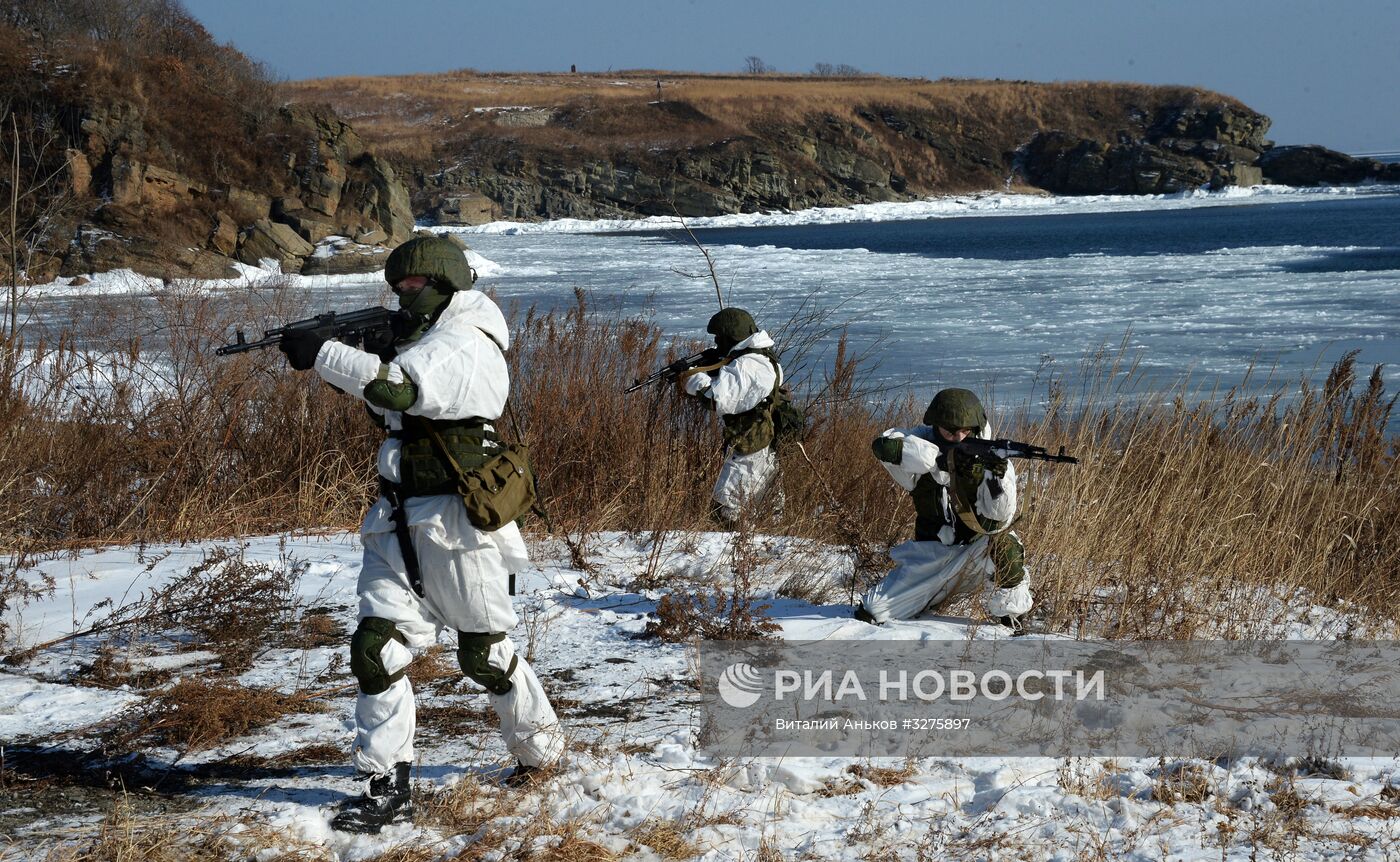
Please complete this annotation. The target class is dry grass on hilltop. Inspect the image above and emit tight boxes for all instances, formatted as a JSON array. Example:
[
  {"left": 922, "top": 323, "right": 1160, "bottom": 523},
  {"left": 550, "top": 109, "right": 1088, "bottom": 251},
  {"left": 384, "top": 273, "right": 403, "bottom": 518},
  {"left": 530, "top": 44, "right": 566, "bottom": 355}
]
[{"left": 283, "top": 70, "right": 1245, "bottom": 162}]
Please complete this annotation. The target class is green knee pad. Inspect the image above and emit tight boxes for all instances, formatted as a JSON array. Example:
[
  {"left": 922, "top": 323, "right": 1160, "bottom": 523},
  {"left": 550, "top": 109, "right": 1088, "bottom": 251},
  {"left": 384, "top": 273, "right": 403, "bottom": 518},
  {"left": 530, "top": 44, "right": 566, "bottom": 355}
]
[
  {"left": 987, "top": 532, "right": 1026, "bottom": 589},
  {"left": 457, "top": 631, "right": 518, "bottom": 695},
  {"left": 351, "top": 617, "right": 409, "bottom": 696}
]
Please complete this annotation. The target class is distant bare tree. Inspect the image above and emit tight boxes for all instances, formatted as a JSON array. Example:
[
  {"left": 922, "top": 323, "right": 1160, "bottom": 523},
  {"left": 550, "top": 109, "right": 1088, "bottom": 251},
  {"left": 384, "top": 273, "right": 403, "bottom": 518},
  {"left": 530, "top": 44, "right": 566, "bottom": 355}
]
[
  {"left": 811, "top": 62, "right": 835, "bottom": 77},
  {"left": 834, "top": 64, "right": 863, "bottom": 76},
  {"left": 743, "top": 55, "right": 772, "bottom": 75}
]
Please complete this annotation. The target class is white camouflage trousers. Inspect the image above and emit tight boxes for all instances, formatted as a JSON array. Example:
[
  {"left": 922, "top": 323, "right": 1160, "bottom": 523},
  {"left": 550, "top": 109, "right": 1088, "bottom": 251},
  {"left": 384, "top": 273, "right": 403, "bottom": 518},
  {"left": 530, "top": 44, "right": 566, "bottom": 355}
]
[
  {"left": 713, "top": 446, "right": 781, "bottom": 523},
  {"left": 860, "top": 535, "right": 1033, "bottom": 624},
  {"left": 352, "top": 501, "right": 564, "bottom": 775}
]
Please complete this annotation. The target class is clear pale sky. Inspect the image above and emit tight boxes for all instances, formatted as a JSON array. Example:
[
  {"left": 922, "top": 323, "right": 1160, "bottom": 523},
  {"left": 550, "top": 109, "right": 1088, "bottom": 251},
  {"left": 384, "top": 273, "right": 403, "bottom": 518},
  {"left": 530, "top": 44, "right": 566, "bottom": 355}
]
[{"left": 183, "top": 0, "right": 1398, "bottom": 153}]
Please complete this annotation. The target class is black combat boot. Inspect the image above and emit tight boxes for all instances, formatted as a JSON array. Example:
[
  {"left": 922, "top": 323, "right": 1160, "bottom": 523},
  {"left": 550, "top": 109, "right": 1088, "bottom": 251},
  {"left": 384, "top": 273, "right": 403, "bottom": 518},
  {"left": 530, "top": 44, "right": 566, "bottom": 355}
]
[
  {"left": 502, "top": 760, "right": 541, "bottom": 788},
  {"left": 331, "top": 762, "right": 413, "bottom": 834}
]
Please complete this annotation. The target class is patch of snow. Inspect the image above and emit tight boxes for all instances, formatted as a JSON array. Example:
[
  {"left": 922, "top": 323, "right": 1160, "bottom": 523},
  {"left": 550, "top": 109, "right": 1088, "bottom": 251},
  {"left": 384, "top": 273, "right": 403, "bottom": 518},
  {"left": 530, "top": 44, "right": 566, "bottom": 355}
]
[{"left": 0, "top": 673, "right": 141, "bottom": 740}]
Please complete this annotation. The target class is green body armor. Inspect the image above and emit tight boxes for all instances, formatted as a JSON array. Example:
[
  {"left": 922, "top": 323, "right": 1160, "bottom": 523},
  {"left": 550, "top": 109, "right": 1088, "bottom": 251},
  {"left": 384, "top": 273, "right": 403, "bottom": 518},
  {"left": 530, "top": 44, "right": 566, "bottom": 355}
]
[
  {"left": 908, "top": 445, "right": 1024, "bottom": 589},
  {"left": 394, "top": 417, "right": 499, "bottom": 498},
  {"left": 720, "top": 348, "right": 781, "bottom": 456}
]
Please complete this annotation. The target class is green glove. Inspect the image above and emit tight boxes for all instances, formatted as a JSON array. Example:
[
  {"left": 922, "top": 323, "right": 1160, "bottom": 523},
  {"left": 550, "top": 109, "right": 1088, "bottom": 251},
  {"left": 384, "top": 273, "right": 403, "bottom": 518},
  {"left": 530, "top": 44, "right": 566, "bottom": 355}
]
[{"left": 871, "top": 436, "right": 904, "bottom": 464}]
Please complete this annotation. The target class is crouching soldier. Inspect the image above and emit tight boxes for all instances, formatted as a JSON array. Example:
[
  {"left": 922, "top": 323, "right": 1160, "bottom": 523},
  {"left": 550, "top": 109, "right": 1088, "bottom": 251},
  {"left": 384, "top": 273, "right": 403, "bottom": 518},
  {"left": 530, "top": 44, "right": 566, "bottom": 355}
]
[
  {"left": 854, "top": 388, "right": 1033, "bottom": 630},
  {"left": 680, "top": 308, "right": 784, "bottom": 526},
  {"left": 278, "top": 236, "right": 564, "bottom": 833}
]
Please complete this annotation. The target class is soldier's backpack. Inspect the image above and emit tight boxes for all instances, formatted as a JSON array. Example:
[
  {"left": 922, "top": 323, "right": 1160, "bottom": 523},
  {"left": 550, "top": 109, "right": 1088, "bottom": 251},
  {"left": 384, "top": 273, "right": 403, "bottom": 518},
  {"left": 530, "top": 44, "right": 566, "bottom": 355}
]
[{"left": 771, "top": 384, "right": 807, "bottom": 447}]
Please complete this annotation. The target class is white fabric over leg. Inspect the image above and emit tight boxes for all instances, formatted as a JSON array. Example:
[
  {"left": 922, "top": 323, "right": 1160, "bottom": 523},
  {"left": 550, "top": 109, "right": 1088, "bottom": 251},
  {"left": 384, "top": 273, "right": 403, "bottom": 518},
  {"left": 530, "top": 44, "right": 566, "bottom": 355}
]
[
  {"left": 712, "top": 446, "right": 779, "bottom": 522},
  {"left": 483, "top": 637, "right": 565, "bottom": 767},
  {"left": 360, "top": 499, "right": 523, "bottom": 634},
  {"left": 984, "top": 576, "right": 1034, "bottom": 618},
  {"left": 860, "top": 539, "right": 990, "bottom": 623},
  {"left": 352, "top": 502, "right": 563, "bottom": 773},
  {"left": 352, "top": 677, "right": 416, "bottom": 775}
]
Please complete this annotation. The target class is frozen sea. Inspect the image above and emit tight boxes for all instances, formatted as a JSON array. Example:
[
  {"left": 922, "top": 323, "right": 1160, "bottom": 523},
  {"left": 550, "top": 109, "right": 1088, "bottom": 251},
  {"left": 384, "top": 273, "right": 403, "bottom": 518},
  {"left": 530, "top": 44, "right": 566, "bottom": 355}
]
[
  {"left": 447, "top": 185, "right": 1400, "bottom": 420},
  {"left": 30, "top": 185, "right": 1400, "bottom": 427}
]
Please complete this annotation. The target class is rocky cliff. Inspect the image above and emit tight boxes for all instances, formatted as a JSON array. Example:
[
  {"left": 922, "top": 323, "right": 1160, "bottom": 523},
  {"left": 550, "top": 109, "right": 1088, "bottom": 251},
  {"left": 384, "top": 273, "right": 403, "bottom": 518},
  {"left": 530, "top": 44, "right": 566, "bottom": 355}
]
[
  {"left": 389, "top": 80, "right": 1277, "bottom": 224},
  {"left": 286, "top": 72, "right": 1398, "bottom": 229},
  {"left": 1, "top": 12, "right": 416, "bottom": 283},
  {"left": 13, "top": 43, "right": 1392, "bottom": 282},
  {"left": 54, "top": 102, "right": 415, "bottom": 281}
]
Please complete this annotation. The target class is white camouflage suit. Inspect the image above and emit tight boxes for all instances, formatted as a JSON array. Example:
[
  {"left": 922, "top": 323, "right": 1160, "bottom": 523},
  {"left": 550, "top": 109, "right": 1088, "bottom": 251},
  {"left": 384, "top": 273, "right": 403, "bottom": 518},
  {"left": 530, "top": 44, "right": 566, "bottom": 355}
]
[
  {"left": 683, "top": 330, "right": 783, "bottom": 522},
  {"left": 314, "top": 290, "right": 564, "bottom": 775},
  {"left": 859, "top": 422, "right": 1034, "bottom": 624}
]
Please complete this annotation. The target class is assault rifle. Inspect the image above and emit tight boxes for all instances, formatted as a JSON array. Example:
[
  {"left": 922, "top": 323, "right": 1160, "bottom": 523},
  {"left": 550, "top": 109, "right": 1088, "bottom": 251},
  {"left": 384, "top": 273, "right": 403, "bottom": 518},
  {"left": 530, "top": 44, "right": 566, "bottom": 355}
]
[
  {"left": 215, "top": 305, "right": 409, "bottom": 356},
  {"left": 626, "top": 347, "right": 726, "bottom": 393},
  {"left": 951, "top": 437, "right": 1079, "bottom": 465}
]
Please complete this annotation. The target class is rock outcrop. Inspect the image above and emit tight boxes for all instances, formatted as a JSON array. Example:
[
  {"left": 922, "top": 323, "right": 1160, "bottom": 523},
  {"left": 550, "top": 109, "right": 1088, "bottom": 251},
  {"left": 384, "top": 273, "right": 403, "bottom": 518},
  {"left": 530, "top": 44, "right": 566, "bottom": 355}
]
[
  {"left": 1259, "top": 145, "right": 1400, "bottom": 186},
  {"left": 49, "top": 103, "right": 415, "bottom": 280},
  {"left": 1019, "top": 107, "right": 1268, "bottom": 195},
  {"left": 407, "top": 91, "right": 1281, "bottom": 225}
]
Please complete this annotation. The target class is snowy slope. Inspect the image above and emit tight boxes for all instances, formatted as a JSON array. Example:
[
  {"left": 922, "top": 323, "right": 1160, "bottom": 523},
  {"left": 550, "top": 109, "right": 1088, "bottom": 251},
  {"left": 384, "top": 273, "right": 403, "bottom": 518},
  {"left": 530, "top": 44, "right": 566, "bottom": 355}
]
[{"left": 2, "top": 532, "right": 1397, "bottom": 860}]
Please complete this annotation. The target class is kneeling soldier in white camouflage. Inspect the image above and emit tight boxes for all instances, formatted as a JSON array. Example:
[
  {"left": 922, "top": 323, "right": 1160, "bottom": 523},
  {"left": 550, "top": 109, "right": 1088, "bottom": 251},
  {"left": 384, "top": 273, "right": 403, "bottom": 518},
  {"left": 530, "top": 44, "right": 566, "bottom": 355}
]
[
  {"left": 680, "top": 308, "right": 784, "bottom": 525},
  {"left": 855, "top": 388, "right": 1033, "bottom": 630},
  {"left": 278, "top": 236, "right": 564, "bottom": 834}
]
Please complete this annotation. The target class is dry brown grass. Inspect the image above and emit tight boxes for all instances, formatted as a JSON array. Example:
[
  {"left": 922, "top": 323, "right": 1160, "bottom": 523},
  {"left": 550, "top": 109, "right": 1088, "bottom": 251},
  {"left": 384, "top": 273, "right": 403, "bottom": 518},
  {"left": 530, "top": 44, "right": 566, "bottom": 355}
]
[
  {"left": 404, "top": 644, "right": 459, "bottom": 688},
  {"left": 1, "top": 283, "right": 1396, "bottom": 650},
  {"left": 37, "top": 801, "right": 333, "bottom": 862},
  {"left": 822, "top": 760, "right": 920, "bottom": 796},
  {"left": 1149, "top": 760, "right": 1214, "bottom": 805},
  {"left": 112, "top": 679, "right": 324, "bottom": 752},
  {"left": 416, "top": 776, "right": 502, "bottom": 837},
  {"left": 283, "top": 71, "right": 1246, "bottom": 197},
  {"left": 629, "top": 820, "right": 701, "bottom": 860},
  {"left": 1006, "top": 342, "right": 1399, "bottom": 637}
]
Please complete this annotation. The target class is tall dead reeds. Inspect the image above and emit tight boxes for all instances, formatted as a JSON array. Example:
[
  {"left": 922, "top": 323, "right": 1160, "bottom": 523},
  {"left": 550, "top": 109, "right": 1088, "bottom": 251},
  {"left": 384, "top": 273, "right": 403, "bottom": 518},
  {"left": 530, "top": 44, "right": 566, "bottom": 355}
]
[{"left": 0, "top": 283, "right": 1395, "bottom": 639}]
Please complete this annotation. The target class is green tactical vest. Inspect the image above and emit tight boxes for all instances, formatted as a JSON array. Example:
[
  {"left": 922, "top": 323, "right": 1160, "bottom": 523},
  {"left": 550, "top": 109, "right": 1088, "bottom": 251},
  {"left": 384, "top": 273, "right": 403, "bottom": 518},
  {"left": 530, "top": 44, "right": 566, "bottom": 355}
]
[
  {"left": 909, "top": 445, "right": 1008, "bottom": 543},
  {"left": 368, "top": 309, "right": 503, "bottom": 498},
  {"left": 393, "top": 416, "right": 499, "bottom": 498},
  {"left": 720, "top": 348, "right": 781, "bottom": 456}
]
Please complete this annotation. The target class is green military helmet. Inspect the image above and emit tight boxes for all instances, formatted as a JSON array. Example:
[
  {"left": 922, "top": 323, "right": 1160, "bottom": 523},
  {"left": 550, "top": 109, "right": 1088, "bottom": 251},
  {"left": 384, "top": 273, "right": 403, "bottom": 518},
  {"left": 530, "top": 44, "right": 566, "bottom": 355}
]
[
  {"left": 706, "top": 307, "right": 758, "bottom": 354},
  {"left": 923, "top": 387, "right": 987, "bottom": 432},
  {"left": 385, "top": 235, "right": 476, "bottom": 321},
  {"left": 385, "top": 235, "right": 477, "bottom": 293}
]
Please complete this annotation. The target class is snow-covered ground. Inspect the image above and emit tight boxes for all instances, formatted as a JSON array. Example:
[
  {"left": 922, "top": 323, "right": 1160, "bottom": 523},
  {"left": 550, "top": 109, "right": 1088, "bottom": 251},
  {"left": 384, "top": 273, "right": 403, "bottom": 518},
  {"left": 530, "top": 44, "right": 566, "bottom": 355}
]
[{"left": 3, "top": 532, "right": 1396, "bottom": 860}]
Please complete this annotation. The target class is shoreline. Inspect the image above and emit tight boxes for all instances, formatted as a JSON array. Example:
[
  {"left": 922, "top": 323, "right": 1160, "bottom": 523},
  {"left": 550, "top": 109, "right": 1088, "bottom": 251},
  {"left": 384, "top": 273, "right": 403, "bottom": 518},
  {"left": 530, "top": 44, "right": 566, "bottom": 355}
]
[
  {"left": 437, "top": 183, "right": 1400, "bottom": 236},
  {"left": 24, "top": 183, "right": 1400, "bottom": 296}
]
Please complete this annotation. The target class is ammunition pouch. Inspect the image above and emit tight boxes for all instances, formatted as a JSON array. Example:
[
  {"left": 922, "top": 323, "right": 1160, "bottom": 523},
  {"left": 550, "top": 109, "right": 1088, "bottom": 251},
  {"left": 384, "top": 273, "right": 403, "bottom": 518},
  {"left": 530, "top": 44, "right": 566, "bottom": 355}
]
[{"left": 404, "top": 415, "right": 538, "bottom": 532}]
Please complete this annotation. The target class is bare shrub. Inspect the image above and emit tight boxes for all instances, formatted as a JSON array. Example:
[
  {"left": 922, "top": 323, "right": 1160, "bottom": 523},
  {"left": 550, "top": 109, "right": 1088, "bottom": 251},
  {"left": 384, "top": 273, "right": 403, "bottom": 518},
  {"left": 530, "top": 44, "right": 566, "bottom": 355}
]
[
  {"left": 0, "top": 282, "right": 375, "bottom": 564},
  {"left": 646, "top": 522, "right": 779, "bottom": 642},
  {"left": 149, "top": 546, "right": 303, "bottom": 670},
  {"left": 112, "top": 678, "right": 323, "bottom": 752},
  {"left": 1150, "top": 760, "right": 1214, "bottom": 804},
  {"left": 2, "top": 279, "right": 1395, "bottom": 645}
]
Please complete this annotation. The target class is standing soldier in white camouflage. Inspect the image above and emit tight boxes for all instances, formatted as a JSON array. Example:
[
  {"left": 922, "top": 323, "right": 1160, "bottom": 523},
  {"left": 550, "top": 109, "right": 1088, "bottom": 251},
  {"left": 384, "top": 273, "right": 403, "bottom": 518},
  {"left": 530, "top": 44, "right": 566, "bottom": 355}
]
[
  {"left": 278, "top": 236, "right": 564, "bottom": 834},
  {"left": 680, "top": 308, "right": 785, "bottom": 525},
  {"left": 855, "top": 388, "right": 1034, "bottom": 630}
]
